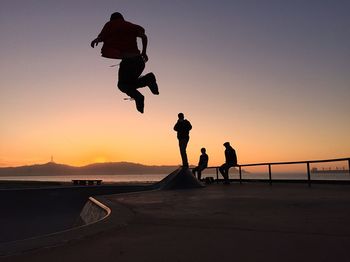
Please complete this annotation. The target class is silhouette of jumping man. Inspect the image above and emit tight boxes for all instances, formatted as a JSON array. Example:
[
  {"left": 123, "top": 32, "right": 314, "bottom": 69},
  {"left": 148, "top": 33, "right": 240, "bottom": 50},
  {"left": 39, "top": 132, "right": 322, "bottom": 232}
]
[
  {"left": 219, "top": 142, "right": 237, "bottom": 184},
  {"left": 173, "top": 113, "right": 192, "bottom": 168},
  {"left": 91, "top": 12, "right": 159, "bottom": 113},
  {"left": 192, "top": 148, "right": 208, "bottom": 180}
]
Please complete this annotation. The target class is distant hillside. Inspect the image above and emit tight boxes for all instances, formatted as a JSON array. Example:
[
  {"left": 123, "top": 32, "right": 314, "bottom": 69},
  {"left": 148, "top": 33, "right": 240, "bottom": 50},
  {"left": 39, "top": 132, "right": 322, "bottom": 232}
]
[{"left": 0, "top": 162, "right": 179, "bottom": 176}]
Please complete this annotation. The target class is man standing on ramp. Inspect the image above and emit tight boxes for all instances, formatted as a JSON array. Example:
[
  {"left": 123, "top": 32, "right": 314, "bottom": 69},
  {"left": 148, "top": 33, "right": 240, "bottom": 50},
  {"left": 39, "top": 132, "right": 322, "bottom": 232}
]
[
  {"left": 174, "top": 113, "right": 192, "bottom": 168},
  {"left": 91, "top": 12, "right": 159, "bottom": 113}
]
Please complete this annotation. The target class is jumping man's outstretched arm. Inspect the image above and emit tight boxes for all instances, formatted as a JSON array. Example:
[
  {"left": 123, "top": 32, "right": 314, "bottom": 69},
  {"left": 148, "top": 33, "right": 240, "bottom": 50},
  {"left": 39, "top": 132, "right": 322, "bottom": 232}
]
[{"left": 90, "top": 37, "right": 102, "bottom": 48}]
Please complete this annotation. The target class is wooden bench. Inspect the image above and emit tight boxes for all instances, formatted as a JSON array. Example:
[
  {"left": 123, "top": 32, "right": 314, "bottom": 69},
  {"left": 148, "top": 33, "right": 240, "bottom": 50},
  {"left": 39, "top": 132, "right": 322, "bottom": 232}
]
[{"left": 72, "top": 179, "right": 102, "bottom": 186}]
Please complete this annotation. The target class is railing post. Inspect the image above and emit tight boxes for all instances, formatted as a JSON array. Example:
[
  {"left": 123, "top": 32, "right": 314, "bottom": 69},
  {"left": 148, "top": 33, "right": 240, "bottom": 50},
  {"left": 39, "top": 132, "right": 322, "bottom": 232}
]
[
  {"left": 268, "top": 164, "right": 272, "bottom": 185},
  {"left": 239, "top": 165, "right": 242, "bottom": 184},
  {"left": 216, "top": 167, "right": 219, "bottom": 184},
  {"left": 307, "top": 162, "right": 311, "bottom": 187},
  {"left": 348, "top": 159, "right": 350, "bottom": 176}
]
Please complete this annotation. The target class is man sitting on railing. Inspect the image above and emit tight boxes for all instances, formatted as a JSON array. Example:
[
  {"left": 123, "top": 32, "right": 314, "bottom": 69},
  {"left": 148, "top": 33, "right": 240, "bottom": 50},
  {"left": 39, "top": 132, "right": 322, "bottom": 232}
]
[
  {"left": 192, "top": 147, "right": 209, "bottom": 180},
  {"left": 219, "top": 142, "right": 237, "bottom": 184}
]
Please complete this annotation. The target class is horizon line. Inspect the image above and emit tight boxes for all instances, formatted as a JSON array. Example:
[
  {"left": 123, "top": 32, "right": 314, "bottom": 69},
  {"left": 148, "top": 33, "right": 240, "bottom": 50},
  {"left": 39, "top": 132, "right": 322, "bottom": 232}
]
[{"left": 1, "top": 156, "right": 349, "bottom": 169}]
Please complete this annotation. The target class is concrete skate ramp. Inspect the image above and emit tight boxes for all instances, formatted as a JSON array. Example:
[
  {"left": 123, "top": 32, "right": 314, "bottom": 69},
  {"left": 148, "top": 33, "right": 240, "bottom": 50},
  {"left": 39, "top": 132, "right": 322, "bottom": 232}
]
[{"left": 154, "top": 168, "right": 204, "bottom": 190}]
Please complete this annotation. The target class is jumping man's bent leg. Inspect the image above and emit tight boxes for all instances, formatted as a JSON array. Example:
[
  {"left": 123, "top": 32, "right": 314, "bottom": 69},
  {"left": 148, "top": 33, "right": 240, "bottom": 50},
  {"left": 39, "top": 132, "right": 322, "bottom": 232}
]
[
  {"left": 118, "top": 56, "right": 146, "bottom": 113},
  {"left": 138, "top": 73, "right": 159, "bottom": 95},
  {"left": 127, "top": 89, "right": 145, "bottom": 113}
]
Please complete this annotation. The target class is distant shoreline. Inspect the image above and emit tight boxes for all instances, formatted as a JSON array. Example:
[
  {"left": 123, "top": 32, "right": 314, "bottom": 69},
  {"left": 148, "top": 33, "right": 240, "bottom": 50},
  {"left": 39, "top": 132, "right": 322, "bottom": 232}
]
[{"left": 0, "top": 161, "right": 180, "bottom": 176}]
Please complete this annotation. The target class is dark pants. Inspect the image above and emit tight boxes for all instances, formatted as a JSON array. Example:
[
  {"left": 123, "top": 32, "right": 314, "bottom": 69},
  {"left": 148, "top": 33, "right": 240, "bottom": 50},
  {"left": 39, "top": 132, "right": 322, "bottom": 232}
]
[
  {"left": 219, "top": 163, "right": 235, "bottom": 182},
  {"left": 117, "top": 55, "right": 153, "bottom": 100},
  {"left": 178, "top": 138, "right": 189, "bottom": 167},
  {"left": 192, "top": 165, "right": 206, "bottom": 180}
]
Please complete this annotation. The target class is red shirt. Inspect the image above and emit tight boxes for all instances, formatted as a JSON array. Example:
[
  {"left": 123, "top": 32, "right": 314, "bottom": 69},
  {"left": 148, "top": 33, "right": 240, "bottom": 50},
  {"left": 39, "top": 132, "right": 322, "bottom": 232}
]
[{"left": 98, "top": 19, "right": 145, "bottom": 59}]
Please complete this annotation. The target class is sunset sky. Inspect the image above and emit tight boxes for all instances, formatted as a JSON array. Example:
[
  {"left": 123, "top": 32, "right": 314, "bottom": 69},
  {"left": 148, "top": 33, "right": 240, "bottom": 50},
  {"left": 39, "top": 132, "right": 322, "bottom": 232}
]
[{"left": 1, "top": 0, "right": 349, "bottom": 167}]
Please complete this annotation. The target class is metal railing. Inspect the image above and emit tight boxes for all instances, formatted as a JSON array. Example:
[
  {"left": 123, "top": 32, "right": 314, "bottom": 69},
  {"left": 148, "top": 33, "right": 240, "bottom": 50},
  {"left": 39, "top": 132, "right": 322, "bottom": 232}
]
[{"left": 204, "top": 157, "right": 350, "bottom": 187}]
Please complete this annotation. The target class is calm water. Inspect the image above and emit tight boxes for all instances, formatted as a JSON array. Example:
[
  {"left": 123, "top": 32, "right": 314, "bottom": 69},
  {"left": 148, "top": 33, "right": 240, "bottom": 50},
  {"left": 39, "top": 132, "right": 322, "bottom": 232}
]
[
  {"left": 0, "top": 172, "right": 349, "bottom": 182},
  {"left": 0, "top": 174, "right": 167, "bottom": 183}
]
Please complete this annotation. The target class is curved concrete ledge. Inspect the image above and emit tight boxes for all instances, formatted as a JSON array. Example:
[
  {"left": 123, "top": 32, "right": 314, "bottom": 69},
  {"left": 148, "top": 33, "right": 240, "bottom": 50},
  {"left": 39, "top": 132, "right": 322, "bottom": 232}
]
[
  {"left": 79, "top": 197, "right": 111, "bottom": 225},
  {"left": 0, "top": 196, "right": 132, "bottom": 257}
]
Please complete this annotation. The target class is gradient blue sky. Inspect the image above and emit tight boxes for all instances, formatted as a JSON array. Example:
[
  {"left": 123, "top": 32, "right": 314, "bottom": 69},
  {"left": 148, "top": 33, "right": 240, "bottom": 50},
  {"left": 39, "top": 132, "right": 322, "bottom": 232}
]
[{"left": 1, "top": 0, "right": 349, "bottom": 167}]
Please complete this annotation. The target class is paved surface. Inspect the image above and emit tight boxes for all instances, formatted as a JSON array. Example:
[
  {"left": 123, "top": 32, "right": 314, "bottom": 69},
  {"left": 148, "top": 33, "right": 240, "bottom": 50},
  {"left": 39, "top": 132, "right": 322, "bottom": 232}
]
[{"left": 2, "top": 183, "right": 350, "bottom": 262}]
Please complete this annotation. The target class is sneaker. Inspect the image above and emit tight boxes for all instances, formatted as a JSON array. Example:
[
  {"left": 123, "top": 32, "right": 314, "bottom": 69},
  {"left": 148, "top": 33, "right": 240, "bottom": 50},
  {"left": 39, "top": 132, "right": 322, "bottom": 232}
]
[
  {"left": 147, "top": 73, "right": 159, "bottom": 95},
  {"left": 135, "top": 96, "right": 144, "bottom": 113}
]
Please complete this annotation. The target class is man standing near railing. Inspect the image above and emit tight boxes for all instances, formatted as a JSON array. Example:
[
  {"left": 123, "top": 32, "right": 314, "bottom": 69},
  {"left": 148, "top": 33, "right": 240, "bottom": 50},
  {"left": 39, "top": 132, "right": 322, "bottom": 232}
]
[
  {"left": 174, "top": 113, "right": 192, "bottom": 168},
  {"left": 219, "top": 142, "right": 237, "bottom": 184}
]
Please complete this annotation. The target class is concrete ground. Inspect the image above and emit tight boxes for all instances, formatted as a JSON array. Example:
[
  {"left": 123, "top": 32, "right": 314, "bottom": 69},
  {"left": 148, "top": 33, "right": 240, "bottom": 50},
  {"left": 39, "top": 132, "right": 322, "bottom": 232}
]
[{"left": 2, "top": 183, "right": 350, "bottom": 262}]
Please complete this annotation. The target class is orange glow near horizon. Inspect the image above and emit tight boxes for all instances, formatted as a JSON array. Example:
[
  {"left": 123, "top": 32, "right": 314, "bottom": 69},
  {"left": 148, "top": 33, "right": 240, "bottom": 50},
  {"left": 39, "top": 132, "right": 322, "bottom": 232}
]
[{"left": 1, "top": 73, "right": 349, "bottom": 168}]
